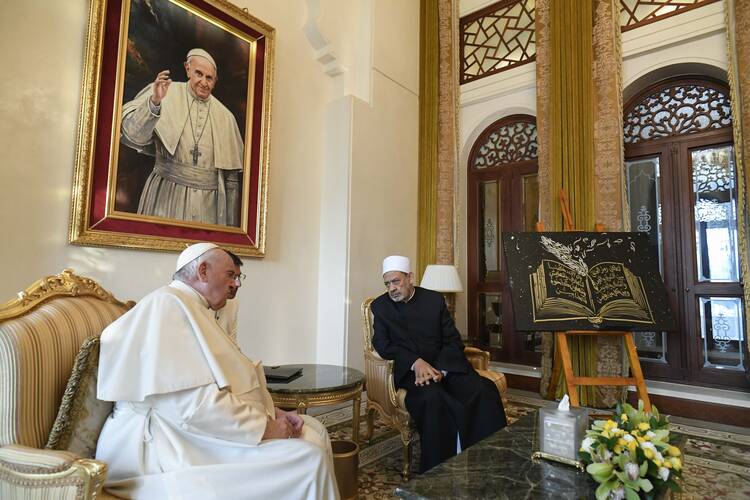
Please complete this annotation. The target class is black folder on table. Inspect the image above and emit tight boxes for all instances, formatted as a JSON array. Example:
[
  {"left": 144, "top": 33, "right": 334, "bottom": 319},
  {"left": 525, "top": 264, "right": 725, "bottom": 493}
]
[{"left": 263, "top": 365, "right": 303, "bottom": 382}]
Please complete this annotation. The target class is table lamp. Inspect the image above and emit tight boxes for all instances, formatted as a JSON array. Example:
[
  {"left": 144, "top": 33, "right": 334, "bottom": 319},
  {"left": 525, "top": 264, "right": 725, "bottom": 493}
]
[{"left": 420, "top": 264, "right": 463, "bottom": 317}]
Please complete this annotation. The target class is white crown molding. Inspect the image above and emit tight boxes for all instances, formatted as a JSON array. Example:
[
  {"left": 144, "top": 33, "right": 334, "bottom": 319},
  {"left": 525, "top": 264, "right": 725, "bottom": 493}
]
[
  {"left": 622, "top": 1, "right": 725, "bottom": 61},
  {"left": 303, "top": 0, "right": 347, "bottom": 77},
  {"left": 460, "top": 61, "right": 536, "bottom": 108}
]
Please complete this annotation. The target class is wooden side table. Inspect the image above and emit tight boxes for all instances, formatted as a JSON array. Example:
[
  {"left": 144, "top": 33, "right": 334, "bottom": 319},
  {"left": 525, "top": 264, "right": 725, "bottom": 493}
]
[{"left": 266, "top": 364, "right": 365, "bottom": 442}]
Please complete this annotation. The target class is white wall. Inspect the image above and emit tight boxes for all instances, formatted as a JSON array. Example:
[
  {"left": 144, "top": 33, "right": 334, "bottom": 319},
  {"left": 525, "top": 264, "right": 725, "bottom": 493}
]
[{"left": 0, "top": 0, "right": 419, "bottom": 368}]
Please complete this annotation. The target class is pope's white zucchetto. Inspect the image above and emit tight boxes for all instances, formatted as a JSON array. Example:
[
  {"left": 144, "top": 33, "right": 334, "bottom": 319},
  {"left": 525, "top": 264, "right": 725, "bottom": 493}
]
[
  {"left": 382, "top": 255, "right": 411, "bottom": 276},
  {"left": 187, "top": 48, "right": 217, "bottom": 71},
  {"left": 176, "top": 242, "right": 219, "bottom": 272}
]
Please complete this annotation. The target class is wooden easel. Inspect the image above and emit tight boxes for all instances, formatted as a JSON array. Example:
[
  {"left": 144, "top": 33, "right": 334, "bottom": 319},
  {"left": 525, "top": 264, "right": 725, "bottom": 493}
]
[{"left": 539, "top": 191, "right": 652, "bottom": 412}]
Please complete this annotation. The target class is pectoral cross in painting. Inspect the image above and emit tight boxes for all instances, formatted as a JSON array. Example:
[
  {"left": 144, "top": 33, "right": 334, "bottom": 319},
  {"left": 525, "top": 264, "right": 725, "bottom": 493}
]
[{"left": 191, "top": 144, "right": 202, "bottom": 166}]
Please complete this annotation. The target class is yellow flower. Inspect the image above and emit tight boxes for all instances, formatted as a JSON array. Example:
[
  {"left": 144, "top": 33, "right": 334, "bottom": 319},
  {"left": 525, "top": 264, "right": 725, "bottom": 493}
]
[
  {"left": 643, "top": 449, "right": 654, "bottom": 460},
  {"left": 667, "top": 446, "right": 681, "bottom": 457},
  {"left": 664, "top": 461, "right": 672, "bottom": 469},
  {"left": 627, "top": 440, "right": 637, "bottom": 453},
  {"left": 638, "top": 422, "right": 651, "bottom": 431},
  {"left": 653, "top": 458, "right": 663, "bottom": 467},
  {"left": 604, "top": 420, "right": 618, "bottom": 431},
  {"left": 670, "top": 457, "right": 682, "bottom": 471},
  {"left": 617, "top": 438, "right": 627, "bottom": 447},
  {"left": 621, "top": 414, "right": 629, "bottom": 422}
]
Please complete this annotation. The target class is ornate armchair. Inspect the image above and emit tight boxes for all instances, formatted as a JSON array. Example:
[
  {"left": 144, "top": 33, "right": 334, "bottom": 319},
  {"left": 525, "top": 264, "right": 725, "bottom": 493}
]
[
  {"left": 360, "top": 297, "right": 508, "bottom": 480},
  {"left": 0, "top": 270, "right": 133, "bottom": 499}
]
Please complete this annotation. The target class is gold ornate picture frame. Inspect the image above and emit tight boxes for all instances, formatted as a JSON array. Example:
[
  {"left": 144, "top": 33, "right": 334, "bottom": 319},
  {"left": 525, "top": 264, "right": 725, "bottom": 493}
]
[{"left": 69, "top": 0, "right": 274, "bottom": 257}]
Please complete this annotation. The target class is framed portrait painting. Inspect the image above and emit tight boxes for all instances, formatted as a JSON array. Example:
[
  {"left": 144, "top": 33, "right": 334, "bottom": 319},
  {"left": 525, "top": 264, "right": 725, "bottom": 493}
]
[{"left": 69, "top": 0, "right": 274, "bottom": 256}]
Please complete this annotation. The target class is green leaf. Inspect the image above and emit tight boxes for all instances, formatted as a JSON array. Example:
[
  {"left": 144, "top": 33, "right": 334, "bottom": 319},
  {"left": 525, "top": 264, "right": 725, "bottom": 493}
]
[
  {"left": 587, "top": 462, "right": 614, "bottom": 482},
  {"left": 639, "top": 478, "right": 653, "bottom": 492},
  {"left": 595, "top": 481, "right": 614, "bottom": 500},
  {"left": 639, "top": 460, "right": 648, "bottom": 477},
  {"left": 624, "top": 486, "right": 640, "bottom": 500}
]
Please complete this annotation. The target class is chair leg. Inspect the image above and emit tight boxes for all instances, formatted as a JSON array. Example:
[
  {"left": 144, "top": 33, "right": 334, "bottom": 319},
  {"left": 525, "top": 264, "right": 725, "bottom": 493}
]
[
  {"left": 400, "top": 430, "right": 412, "bottom": 481},
  {"left": 363, "top": 407, "right": 376, "bottom": 443}
]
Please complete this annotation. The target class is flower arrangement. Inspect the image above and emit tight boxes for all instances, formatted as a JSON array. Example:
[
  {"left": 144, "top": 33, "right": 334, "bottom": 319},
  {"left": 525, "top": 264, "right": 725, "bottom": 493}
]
[{"left": 579, "top": 400, "right": 682, "bottom": 500}]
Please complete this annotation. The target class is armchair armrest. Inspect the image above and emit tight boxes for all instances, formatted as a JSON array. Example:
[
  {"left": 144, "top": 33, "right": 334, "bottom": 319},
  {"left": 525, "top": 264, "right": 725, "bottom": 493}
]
[
  {"left": 464, "top": 346, "right": 490, "bottom": 370},
  {"left": 363, "top": 350, "right": 401, "bottom": 410},
  {"left": 0, "top": 444, "right": 107, "bottom": 500}
]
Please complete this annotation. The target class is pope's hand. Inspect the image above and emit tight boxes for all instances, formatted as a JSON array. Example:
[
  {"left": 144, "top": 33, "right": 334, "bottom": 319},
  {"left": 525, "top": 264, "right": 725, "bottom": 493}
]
[
  {"left": 150, "top": 70, "right": 172, "bottom": 106},
  {"left": 262, "top": 415, "right": 296, "bottom": 440},
  {"left": 275, "top": 408, "right": 304, "bottom": 437}
]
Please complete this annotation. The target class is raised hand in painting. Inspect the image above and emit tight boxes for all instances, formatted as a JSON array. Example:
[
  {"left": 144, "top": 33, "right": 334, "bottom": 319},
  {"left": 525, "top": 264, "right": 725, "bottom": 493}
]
[{"left": 149, "top": 70, "right": 172, "bottom": 106}]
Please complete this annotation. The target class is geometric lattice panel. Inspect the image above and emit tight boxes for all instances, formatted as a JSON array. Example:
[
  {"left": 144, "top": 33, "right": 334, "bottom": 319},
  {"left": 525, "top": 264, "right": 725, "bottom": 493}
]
[
  {"left": 460, "top": 0, "right": 535, "bottom": 84},
  {"left": 620, "top": 0, "right": 721, "bottom": 32}
]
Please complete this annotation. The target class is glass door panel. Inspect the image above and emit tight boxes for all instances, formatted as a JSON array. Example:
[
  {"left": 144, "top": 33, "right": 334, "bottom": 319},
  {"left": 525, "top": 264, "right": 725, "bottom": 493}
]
[
  {"left": 691, "top": 146, "right": 739, "bottom": 283},
  {"left": 480, "top": 180, "right": 501, "bottom": 281},
  {"left": 480, "top": 293, "right": 502, "bottom": 348},
  {"left": 699, "top": 296, "right": 745, "bottom": 370},
  {"left": 626, "top": 155, "right": 668, "bottom": 364}
]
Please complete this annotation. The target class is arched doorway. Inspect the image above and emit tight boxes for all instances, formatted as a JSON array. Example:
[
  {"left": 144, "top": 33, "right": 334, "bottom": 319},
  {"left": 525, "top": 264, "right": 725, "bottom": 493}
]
[
  {"left": 467, "top": 114, "right": 542, "bottom": 365},
  {"left": 624, "top": 76, "right": 748, "bottom": 389}
]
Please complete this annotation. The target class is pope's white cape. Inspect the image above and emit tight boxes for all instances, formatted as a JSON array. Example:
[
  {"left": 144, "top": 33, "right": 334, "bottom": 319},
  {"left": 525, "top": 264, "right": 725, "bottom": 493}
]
[
  {"left": 122, "top": 82, "right": 244, "bottom": 170},
  {"left": 95, "top": 281, "right": 339, "bottom": 499},
  {"left": 98, "top": 281, "right": 262, "bottom": 403}
]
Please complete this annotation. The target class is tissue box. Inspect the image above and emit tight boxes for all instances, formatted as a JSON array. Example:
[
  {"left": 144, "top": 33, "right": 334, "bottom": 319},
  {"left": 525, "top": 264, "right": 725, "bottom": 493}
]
[{"left": 538, "top": 403, "right": 589, "bottom": 461}]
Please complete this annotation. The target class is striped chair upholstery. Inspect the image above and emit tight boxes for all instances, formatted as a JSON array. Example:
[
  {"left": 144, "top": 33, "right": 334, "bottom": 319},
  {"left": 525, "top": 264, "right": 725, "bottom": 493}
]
[{"left": 0, "top": 270, "right": 133, "bottom": 500}]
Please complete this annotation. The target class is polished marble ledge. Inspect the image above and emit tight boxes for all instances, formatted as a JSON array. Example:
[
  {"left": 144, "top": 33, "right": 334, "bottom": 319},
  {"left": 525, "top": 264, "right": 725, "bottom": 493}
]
[{"left": 395, "top": 411, "right": 598, "bottom": 500}]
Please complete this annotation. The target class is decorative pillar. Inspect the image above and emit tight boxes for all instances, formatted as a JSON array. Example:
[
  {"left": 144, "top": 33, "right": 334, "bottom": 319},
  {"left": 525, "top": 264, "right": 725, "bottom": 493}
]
[
  {"left": 537, "top": 0, "right": 626, "bottom": 407},
  {"left": 419, "top": 0, "right": 459, "bottom": 279}
]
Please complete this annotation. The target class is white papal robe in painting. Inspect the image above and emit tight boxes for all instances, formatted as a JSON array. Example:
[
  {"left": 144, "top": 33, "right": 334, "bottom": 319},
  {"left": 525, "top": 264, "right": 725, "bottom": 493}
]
[
  {"left": 96, "top": 281, "right": 339, "bottom": 500},
  {"left": 121, "top": 82, "right": 244, "bottom": 227}
]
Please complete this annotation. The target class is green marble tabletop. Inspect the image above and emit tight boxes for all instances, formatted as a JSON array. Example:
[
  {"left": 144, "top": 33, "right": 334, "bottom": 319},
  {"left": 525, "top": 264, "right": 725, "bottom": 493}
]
[
  {"left": 395, "top": 410, "right": 599, "bottom": 499},
  {"left": 265, "top": 364, "right": 364, "bottom": 394}
]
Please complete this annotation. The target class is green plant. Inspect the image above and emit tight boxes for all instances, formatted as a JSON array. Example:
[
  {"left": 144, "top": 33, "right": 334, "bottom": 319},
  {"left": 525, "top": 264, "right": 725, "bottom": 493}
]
[{"left": 579, "top": 400, "right": 682, "bottom": 500}]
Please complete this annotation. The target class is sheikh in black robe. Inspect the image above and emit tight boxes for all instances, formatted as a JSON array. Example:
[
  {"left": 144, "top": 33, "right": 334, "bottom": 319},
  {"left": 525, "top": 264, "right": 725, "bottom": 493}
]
[{"left": 371, "top": 287, "right": 507, "bottom": 472}]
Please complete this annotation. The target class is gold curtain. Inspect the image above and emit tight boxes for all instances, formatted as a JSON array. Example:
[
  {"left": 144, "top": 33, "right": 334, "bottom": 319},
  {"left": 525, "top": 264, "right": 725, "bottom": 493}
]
[
  {"left": 725, "top": 0, "right": 750, "bottom": 361},
  {"left": 419, "top": 0, "right": 459, "bottom": 276},
  {"left": 537, "top": 0, "right": 626, "bottom": 407}
]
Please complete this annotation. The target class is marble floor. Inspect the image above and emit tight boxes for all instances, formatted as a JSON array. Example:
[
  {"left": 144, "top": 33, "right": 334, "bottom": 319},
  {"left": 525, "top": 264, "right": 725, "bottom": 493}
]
[{"left": 319, "top": 391, "right": 750, "bottom": 499}]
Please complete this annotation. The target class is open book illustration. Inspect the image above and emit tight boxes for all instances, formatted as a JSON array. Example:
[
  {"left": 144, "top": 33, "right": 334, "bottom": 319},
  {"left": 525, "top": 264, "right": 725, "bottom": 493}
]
[
  {"left": 530, "top": 259, "right": 654, "bottom": 325},
  {"left": 502, "top": 232, "right": 676, "bottom": 332}
]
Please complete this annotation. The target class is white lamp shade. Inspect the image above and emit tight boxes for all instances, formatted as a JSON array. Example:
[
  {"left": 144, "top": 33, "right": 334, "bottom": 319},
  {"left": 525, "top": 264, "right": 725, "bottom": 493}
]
[{"left": 420, "top": 265, "right": 463, "bottom": 293}]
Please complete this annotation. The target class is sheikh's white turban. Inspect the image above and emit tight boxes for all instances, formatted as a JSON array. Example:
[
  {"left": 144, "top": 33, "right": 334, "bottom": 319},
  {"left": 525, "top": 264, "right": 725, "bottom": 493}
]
[{"left": 382, "top": 255, "right": 411, "bottom": 276}]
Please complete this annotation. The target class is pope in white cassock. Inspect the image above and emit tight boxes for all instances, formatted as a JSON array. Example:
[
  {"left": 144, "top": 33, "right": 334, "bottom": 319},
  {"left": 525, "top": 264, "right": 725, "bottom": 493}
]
[
  {"left": 121, "top": 48, "right": 244, "bottom": 227},
  {"left": 95, "top": 243, "right": 340, "bottom": 499}
]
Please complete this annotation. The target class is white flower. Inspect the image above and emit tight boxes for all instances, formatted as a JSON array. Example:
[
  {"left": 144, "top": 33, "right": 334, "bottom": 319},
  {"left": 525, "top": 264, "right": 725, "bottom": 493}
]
[
  {"left": 655, "top": 451, "right": 665, "bottom": 463},
  {"left": 581, "top": 437, "right": 595, "bottom": 454},
  {"left": 622, "top": 434, "right": 635, "bottom": 443},
  {"left": 603, "top": 449, "right": 613, "bottom": 461},
  {"left": 658, "top": 466, "right": 670, "bottom": 481},
  {"left": 610, "top": 487, "right": 626, "bottom": 500},
  {"left": 640, "top": 441, "right": 657, "bottom": 453},
  {"left": 624, "top": 462, "right": 640, "bottom": 481},
  {"left": 646, "top": 431, "right": 656, "bottom": 439}
]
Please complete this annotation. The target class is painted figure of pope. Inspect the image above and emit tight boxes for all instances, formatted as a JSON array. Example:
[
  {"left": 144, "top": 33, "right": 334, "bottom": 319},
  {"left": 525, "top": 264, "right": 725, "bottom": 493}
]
[{"left": 121, "top": 48, "right": 244, "bottom": 226}]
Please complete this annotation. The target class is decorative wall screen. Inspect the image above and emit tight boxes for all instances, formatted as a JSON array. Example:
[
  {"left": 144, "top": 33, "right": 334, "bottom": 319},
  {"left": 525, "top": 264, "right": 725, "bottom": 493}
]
[
  {"left": 620, "top": 0, "right": 721, "bottom": 31},
  {"left": 460, "top": 0, "right": 536, "bottom": 84},
  {"left": 460, "top": 0, "right": 720, "bottom": 85},
  {"left": 471, "top": 120, "right": 538, "bottom": 169},
  {"left": 623, "top": 82, "right": 732, "bottom": 144}
]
